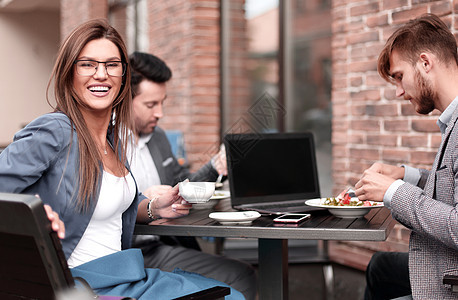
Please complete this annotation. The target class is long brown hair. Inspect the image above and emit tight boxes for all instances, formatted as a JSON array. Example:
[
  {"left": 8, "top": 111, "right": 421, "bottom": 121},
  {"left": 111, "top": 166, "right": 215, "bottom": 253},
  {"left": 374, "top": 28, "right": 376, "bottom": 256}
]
[
  {"left": 378, "top": 13, "right": 458, "bottom": 83},
  {"left": 47, "top": 19, "right": 132, "bottom": 210}
]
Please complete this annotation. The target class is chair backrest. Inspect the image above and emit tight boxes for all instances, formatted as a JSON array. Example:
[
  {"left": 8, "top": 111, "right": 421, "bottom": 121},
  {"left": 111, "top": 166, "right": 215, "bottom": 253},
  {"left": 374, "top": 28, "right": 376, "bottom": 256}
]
[
  {"left": 165, "top": 130, "right": 188, "bottom": 166},
  {"left": 0, "top": 193, "right": 74, "bottom": 299},
  {"left": 0, "top": 193, "right": 227, "bottom": 300}
]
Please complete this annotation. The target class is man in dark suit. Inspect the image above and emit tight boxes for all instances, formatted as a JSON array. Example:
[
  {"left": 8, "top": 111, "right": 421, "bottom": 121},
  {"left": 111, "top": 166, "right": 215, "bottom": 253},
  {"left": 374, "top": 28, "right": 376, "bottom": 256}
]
[
  {"left": 355, "top": 14, "right": 458, "bottom": 299},
  {"left": 128, "top": 52, "right": 256, "bottom": 300}
]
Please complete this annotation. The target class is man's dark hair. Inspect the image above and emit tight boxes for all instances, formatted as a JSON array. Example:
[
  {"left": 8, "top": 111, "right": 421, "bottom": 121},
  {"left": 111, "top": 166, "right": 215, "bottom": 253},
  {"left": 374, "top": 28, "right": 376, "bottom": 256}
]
[{"left": 129, "top": 51, "right": 172, "bottom": 97}]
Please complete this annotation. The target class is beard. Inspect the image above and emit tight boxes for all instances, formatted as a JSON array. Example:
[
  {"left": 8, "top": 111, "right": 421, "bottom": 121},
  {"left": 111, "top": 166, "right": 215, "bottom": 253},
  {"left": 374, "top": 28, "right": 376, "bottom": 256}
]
[{"left": 414, "top": 70, "right": 437, "bottom": 115}]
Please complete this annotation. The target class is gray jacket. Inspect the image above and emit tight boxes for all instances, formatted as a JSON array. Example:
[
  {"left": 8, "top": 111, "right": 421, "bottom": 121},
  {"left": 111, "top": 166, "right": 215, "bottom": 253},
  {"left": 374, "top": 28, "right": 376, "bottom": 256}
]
[{"left": 391, "top": 106, "right": 458, "bottom": 299}]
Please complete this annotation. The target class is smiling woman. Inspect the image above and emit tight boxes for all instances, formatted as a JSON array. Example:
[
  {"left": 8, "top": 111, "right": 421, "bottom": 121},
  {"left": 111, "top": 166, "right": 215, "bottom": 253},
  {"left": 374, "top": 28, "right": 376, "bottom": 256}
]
[{"left": 0, "top": 18, "right": 243, "bottom": 299}]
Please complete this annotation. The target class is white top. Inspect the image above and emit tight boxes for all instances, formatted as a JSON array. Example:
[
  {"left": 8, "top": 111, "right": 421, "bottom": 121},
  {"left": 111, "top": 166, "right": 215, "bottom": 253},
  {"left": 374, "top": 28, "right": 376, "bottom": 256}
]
[
  {"left": 127, "top": 133, "right": 161, "bottom": 192},
  {"left": 67, "top": 171, "right": 136, "bottom": 268}
]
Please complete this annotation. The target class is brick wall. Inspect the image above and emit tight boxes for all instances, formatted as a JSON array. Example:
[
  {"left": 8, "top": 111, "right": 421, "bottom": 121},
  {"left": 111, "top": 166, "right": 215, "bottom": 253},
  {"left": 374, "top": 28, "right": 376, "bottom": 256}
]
[
  {"left": 146, "top": 0, "right": 222, "bottom": 170},
  {"left": 60, "top": 0, "right": 108, "bottom": 40},
  {"left": 330, "top": 0, "right": 457, "bottom": 269}
]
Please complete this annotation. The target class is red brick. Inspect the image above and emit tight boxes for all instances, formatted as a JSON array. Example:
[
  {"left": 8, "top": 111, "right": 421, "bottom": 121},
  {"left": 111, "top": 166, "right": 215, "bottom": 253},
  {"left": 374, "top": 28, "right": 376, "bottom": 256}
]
[
  {"left": 366, "top": 14, "right": 388, "bottom": 28},
  {"left": 333, "top": 145, "right": 348, "bottom": 158},
  {"left": 410, "top": 150, "right": 437, "bottom": 164},
  {"left": 350, "top": 89, "right": 381, "bottom": 101},
  {"left": 382, "top": 149, "right": 410, "bottom": 163},
  {"left": 332, "top": 0, "right": 347, "bottom": 9},
  {"left": 350, "top": 2, "right": 379, "bottom": 16},
  {"left": 392, "top": 7, "right": 429, "bottom": 24},
  {"left": 366, "top": 42, "right": 385, "bottom": 58},
  {"left": 382, "top": 0, "right": 409, "bottom": 10},
  {"left": 332, "top": 19, "right": 347, "bottom": 34},
  {"left": 350, "top": 161, "right": 374, "bottom": 174},
  {"left": 349, "top": 133, "right": 365, "bottom": 144},
  {"left": 332, "top": 91, "right": 351, "bottom": 103},
  {"left": 366, "top": 103, "right": 398, "bottom": 116},
  {"left": 367, "top": 134, "right": 398, "bottom": 146},
  {"left": 401, "top": 135, "right": 427, "bottom": 148},
  {"left": 346, "top": 31, "right": 380, "bottom": 45},
  {"left": 401, "top": 103, "right": 417, "bottom": 115},
  {"left": 366, "top": 73, "right": 386, "bottom": 87},
  {"left": 349, "top": 148, "right": 380, "bottom": 161},
  {"left": 332, "top": 33, "right": 347, "bottom": 48},
  {"left": 333, "top": 103, "right": 348, "bottom": 117},
  {"left": 351, "top": 104, "right": 367, "bottom": 116},
  {"left": 431, "top": 1, "right": 452, "bottom": 16},
  {"left": 383, "top": 87, "right": 397, "bottom": 100},
  {"left": 348, "top": 60, "right": 378, "bottom": 73},
  {"left": 350, "top": 46, "right": 365, "bottom": 60},
  {"left": 431, "top": 135, "right": 442, "bottom": 148},
  {"left": 412, "top": 119, "right": 440, "bottom": 133},
  {"left": 347, "top": 20, "right": 365, "bottom": 32},
  {"left": 332, "top": 61, "right": 349, "bottom": 75},
  {"left": 332, "top": 160, "right": 348, "bottom": 172},
  {"left": 350, "top": 76, "right": 363, "bottom": 87},
  {"left": 333, "top": 119, "right": 350, "bottom": 131},
  {"left": 333, "top": 47, "right": 347, "bottom": 61},
  {"left": 332, "top": 5, "right": 346, "bottom": 20},
  {"left": 351, "top": 120, "right": 381, "bottom": 131},
  {"left": 332, "top": 131, "right": 348, "bottom": 144},
  {"left": 384, "top": 120, "right": 410, "bottom": 132},
  {"left": 333, "top": 76, "right": 347, "bottom": 89}
]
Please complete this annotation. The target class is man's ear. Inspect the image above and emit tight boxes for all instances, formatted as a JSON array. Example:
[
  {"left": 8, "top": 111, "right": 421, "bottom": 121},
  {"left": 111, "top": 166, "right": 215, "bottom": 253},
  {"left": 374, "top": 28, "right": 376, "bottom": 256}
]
[{"left": 419, "top": 53, "right": 433, "bottom": 73}]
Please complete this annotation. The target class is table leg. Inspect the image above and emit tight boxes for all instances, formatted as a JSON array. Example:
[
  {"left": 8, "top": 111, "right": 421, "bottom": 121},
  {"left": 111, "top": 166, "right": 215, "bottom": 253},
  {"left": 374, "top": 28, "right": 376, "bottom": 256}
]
[{"left": 258, "top": 239, "right": 288, "bottom": 300}]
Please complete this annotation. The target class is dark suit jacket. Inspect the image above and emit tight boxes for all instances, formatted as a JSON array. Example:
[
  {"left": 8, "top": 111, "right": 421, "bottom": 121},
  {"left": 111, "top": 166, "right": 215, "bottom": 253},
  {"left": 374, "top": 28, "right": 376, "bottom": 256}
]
[{"left": 146, "top": 127, "right": 219, "bottom": 185}]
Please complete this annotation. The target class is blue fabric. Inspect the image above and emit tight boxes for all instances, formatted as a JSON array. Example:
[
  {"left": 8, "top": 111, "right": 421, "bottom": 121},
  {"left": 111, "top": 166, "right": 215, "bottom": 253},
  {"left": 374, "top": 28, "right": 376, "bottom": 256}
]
[{"left": 71, "top": 249, "right": 244, "bottom": 300}]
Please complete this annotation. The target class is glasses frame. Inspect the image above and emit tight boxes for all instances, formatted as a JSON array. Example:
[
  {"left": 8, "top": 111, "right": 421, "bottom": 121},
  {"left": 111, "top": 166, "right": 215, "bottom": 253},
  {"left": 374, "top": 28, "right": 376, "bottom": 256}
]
[{"left": 74, "top": 59, "right": 127, "bottom": 77}]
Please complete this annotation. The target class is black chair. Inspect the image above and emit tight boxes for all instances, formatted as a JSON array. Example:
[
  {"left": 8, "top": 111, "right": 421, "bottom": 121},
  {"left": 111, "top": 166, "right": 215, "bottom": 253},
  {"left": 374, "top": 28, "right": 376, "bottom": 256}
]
[{"left": 0, "top": 192, "right": 229, "bottom": 300}]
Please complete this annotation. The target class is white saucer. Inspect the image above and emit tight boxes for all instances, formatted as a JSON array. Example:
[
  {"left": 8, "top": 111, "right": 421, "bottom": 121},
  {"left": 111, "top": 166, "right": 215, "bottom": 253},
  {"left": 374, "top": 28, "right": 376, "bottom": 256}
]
[
  {"left": 209, "top": 211, "right": 261, "bottom": 225},
  {"left": 210, "top": 190, "right": 231, "bottom": 200}
]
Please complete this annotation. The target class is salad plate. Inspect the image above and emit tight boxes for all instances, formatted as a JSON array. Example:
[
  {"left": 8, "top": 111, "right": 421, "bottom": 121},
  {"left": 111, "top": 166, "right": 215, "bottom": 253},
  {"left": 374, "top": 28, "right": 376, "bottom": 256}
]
[
  {"left": 209, "top": 211, "right": 261, "bottom": 225},
  {"left": 305, "top": 198, "right": 383, "bottom": 218}
]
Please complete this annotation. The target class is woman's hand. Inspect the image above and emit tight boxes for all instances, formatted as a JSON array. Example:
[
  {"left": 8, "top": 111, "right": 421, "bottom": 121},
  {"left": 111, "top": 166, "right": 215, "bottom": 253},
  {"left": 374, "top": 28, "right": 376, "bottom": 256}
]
[
  {"left": 138, "top": 184, "right": 192, "bottom": 222},
  {"left": 143, "top": 184, "right": 172, "bottom": 199},
  {"left": 43, "top": 204, "right": 65, "bottom": 239},
  {"left": 152, "top": 184, "right": 192, "bottom": 218}
]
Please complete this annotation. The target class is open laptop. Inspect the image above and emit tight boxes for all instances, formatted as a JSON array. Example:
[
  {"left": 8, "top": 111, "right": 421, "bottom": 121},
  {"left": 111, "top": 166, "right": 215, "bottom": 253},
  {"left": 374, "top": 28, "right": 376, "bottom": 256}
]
[{"left": 224, "top": 132, "right": 324, "bottom": 215}]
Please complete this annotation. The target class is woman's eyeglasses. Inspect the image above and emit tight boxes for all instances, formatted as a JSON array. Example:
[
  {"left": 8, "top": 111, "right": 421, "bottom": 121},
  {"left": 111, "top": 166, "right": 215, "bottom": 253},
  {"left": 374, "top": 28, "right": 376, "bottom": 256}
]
[{"left": 74, "top": 60, "right": 126, "bottom": 77}]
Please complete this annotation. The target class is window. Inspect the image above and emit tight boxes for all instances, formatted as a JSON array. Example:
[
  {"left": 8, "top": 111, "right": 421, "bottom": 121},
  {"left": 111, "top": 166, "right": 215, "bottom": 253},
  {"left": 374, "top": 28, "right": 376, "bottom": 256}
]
[{"left": 221, "top": 0, "right": 332, "bottom": 196}]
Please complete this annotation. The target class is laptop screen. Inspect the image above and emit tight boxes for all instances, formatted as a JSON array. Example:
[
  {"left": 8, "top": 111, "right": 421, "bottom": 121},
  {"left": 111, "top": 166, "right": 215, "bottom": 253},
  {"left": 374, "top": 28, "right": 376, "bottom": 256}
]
[{"left": 224, "top": 132, "right": 321, "bottom": 207}]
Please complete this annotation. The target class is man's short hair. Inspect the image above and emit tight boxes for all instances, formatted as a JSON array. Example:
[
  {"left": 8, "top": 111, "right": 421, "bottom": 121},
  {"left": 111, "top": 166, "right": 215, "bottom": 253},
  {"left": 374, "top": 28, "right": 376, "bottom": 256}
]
[
  {"left": 129, "top": 51, "right": 172, "bottom": 97},
  {"left": 378, "top": 13, "right": 458, "bottom": 82}
]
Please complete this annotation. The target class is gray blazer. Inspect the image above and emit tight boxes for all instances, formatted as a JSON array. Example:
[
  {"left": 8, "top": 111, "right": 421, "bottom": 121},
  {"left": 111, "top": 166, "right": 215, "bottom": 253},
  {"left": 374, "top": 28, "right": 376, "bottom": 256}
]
[
  {"left": 391, "top": 107, "right": 458, "bottom": 299},
  {"left": 0, "top": 112, "right": 145, "bottom": 259},
  {"left": 146, "top": 127, "right": 219, "bottom": 185}
]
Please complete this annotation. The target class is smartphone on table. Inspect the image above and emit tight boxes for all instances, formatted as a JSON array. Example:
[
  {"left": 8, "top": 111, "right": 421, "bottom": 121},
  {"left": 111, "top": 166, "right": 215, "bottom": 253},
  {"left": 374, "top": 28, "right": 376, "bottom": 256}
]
[{"left": 273, "top": 213, "right": 311, "bottom": 223}]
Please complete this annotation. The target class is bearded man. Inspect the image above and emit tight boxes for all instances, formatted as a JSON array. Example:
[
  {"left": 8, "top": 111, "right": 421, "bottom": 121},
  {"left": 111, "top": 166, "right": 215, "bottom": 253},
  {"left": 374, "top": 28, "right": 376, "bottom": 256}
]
[{"left": 354, "top": 14, "right": 458, "bottom": 300}]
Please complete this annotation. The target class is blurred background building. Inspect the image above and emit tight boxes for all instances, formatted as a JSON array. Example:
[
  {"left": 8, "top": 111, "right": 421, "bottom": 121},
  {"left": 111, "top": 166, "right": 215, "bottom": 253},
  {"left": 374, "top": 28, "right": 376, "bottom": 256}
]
[{"left": 1, "top": 0, "right": 453, "bottom": 273}]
